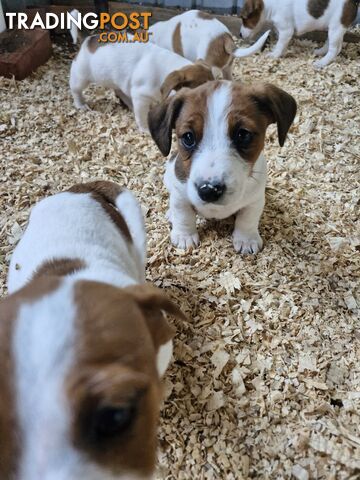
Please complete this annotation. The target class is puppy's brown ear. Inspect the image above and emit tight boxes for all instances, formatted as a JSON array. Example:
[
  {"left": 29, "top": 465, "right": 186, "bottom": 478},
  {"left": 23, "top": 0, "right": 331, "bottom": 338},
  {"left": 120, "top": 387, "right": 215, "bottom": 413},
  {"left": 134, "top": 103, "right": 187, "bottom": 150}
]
[
  {"left": 124, "top": 284, "right": 185, "bottom": 351},
  {"left": 160, "top": 71, "right": 185, "bottom": 99},
  {"left": 252, "top": 84, "right": 297, "bottom": 147},
  {"left": 240, "top": 0, "right": 264, "bottom": 18},
  {"left": 148, "top": 95, "right": 184, "bottom": 156}
]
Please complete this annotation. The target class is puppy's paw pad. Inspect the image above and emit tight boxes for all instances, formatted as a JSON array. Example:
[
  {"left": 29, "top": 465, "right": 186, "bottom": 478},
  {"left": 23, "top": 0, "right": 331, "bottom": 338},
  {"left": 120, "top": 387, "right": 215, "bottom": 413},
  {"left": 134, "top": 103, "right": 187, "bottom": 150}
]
[
  {"left": 233, "top": 232, "right": 263, "bottom": 255},
  {"left": 171, "top": 232, "right": 199, "bottom": 250}
]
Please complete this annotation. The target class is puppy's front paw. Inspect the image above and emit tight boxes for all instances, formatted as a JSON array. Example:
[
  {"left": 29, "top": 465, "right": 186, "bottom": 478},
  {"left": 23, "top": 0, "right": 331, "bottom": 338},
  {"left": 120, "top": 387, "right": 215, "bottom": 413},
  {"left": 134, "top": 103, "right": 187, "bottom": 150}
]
[
  {"left": 313, "top": 58, "right": 329, "bottom": 69},
  {"left": 314, "top": 47, "right": 327, "bottom": 57},
  {"left": 267, "top": 51, "right": 282, "bottom": 59},
  {"left": 171, "top": 231, "right": 199, "bottom": 250},
  {"left": 233, "top": 231, "right": 263, "bottom": 255}
]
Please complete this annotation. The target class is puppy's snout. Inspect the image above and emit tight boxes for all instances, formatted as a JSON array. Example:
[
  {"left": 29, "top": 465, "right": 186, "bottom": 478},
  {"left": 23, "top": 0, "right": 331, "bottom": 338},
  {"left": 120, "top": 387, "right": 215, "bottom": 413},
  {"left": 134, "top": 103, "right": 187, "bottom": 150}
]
[{"left": 196, "top": 182, "right": 226, "bottom": 203}]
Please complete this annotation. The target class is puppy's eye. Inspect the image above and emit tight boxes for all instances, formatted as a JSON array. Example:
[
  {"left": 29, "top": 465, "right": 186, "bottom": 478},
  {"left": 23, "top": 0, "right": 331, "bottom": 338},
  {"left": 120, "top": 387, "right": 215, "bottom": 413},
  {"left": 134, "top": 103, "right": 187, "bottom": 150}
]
[
  {"left": 234, "top": 128, "right": 253, "bottom": 149},
  {"left": 91, "top": 405, "right": 135, "bottom": 440},
  {"left": 181, "top": 131, "right": 196, "bottom": 149}
]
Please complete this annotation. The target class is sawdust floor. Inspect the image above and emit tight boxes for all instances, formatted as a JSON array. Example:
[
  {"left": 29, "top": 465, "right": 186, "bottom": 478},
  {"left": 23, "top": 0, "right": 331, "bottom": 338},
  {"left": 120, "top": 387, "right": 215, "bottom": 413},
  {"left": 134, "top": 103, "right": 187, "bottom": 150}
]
[{"left": 0, "top": 33, "right": 359, "bottom": 480}]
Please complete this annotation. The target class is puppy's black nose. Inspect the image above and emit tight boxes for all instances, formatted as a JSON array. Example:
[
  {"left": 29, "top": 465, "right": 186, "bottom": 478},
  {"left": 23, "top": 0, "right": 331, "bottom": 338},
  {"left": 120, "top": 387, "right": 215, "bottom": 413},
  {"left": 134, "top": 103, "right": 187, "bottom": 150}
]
[{"left": 197, "top": 182, "right": 226, "bottom": 203}]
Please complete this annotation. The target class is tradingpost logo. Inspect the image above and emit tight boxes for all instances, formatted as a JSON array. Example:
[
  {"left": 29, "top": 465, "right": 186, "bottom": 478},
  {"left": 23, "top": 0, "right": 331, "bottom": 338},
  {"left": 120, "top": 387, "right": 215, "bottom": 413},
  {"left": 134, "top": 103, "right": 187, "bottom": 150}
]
[{"left": 5, "top": 11, "right": 152, "bottom": 43}]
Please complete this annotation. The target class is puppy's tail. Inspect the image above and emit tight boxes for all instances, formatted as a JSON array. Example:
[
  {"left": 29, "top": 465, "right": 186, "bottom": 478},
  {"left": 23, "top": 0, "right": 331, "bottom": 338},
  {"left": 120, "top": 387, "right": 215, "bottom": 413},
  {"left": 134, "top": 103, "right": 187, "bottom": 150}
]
[
  {"left": 232, "top": 30, "right": 270, "bottom": 58},
  {"left": 69, "top": 9, "right": 88, "bottom": 45},
  {"left": 115, "top": 189, "right": 147, "bottom": 271}
]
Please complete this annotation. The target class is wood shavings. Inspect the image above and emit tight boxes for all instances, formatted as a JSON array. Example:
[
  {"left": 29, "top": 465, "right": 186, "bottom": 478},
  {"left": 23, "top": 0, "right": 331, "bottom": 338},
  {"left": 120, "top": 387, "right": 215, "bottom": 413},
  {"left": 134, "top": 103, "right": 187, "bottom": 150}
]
[{"left": 1, "top": 30, "right": 359, "bottom": 479}]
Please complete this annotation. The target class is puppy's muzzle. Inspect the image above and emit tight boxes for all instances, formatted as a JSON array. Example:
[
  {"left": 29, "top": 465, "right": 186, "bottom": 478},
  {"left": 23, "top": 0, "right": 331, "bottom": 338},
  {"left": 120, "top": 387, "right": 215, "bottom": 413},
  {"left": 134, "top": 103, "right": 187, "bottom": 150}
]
[{"left": 196, "top": 182, "right": 226, "bottom": 203}]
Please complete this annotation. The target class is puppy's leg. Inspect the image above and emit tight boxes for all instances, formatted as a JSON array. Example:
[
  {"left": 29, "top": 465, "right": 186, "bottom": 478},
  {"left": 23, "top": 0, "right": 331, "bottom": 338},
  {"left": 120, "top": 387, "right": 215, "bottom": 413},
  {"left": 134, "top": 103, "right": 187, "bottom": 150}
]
[
  {"left": 168, "top": 193, "right": 199, "bottom": 250},
  {"left": 222, "top": 63, "right": 233, "bottom": 80},
  {"left": 132, "top": 94, "right": 152, "bottom": 133},
  {"left": 314, "top": 25, "right": 345, "bottom": 68},
  {"left": 70, "top": 69, "right": 90, "bottom": 110},
  {"left": 268, "top": 27, "right": 294, "bottom": 59},
  {"left": 233, "top": 195, "right": 265, "bottom": 254},
  {"left": 314, "top": 39, "right": 328, "bottom": 57}
]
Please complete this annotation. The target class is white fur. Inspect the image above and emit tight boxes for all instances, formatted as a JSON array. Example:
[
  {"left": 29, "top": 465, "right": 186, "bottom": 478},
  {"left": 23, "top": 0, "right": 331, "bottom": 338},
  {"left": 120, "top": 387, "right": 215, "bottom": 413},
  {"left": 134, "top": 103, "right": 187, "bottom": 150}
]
[
  {"left": 13, "top": 278, "right": 153, "bottom": 480},
  {"left": 156, "top": 340, "right": 174, "bottom": 378},
  {"left": 164, "top": 81, "right": 267, "bottom": 253},
  {"left": 149, "top": 10, "right": 270, "bottom": 79},
  {"left": 69, "top": 14, "right": 196, "bottom": 132},
  {"left": 8, "top": 188, "right": 145, "bottom": 293},
  {"left": 240, "top": 0, "right": 354, "bottom": 67}
]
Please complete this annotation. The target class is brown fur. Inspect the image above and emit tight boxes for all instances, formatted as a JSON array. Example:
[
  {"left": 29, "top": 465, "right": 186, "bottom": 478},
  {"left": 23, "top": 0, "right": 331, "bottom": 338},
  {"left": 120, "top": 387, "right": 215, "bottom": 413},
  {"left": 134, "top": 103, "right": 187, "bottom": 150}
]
[
  {"left": 197, "top": 10, "right": 213, "bottom": 20},
  {"left": 341, "top": 0, "right": 359, "bottom": 27},
  {"left": 33, "top": 258, "right": 86, "bottom": 280},
  {"left": 160, "top": 61, "right": 215, "bottom": 99},
  {"left": 240, "top": 0, "right": 264, "bottom": 29},
  {"left": 205, "top": 33, "right": 234, "bottom": 69},
  {"left": 0, "top": 276, "right": 61, "bottom": 479},
  {"left": 149, "top": 81, "right": 296, "bottom": 182},
  {"left": 68, "top": 181, "right": 132, "bottom": 243},
  {"left": 87, "top": 34, "right": 106, "bottom": 53},
  {"left": 68, "top": 281, "right": 182, "bottom": 476},
  {"left": 307, "top": 0, "right": 330, "bottom": 19},
  {"left": 172, "top": 22, "right": 184, "bottom": 56}
]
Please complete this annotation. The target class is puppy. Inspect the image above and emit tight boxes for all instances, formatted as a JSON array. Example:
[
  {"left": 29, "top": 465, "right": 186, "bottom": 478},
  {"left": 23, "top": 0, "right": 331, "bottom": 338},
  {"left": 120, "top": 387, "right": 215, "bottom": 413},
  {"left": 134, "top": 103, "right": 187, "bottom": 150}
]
[
  {"left": 239, "top": 0, "right": 359, "bottom": 68},
  {"left": 3, "top": 181, "right": 184, "bottom": 480},
  {"left": 69, "top": 10, "right": 217, "bottom": 132},
  {"left": 148, "top": 81, "right": 297, "bottom": 253},
  {"left": 149, "top": 9, "right": 270, "bottom": 79}
]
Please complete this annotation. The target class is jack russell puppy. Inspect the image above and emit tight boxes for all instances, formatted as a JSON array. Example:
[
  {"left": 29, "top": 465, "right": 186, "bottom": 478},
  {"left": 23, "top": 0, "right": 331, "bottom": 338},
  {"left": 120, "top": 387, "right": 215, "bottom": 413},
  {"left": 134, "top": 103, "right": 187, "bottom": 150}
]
[
  {"left": 3, "top": 181, "right": 184, "bottom": 480},
  {"left": 69, "top": 10, "right": 218, "bottom": 132},
  {"left": 239, "top": 0, "right": 359, "bottom": 68},
  {"left": 148, "top": 81, "right": 297, "bottom": 253},
  {"left": 149, "top": 10, "right": 270, "bottom": 80}
]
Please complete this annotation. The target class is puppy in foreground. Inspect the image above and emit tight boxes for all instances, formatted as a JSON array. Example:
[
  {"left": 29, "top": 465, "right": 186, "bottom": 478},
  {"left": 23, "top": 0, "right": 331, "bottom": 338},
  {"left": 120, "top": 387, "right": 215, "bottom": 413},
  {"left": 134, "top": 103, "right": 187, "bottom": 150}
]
[
  {"left": 148, "top": 81, "right": 297, "bottom": 253},
  {"left": 149, "top": 9, "right": 270, "bottom": 79},
  {"left": 239, "top": 0, "right": 359, "bottom": 68},
  {"left": 3, "top": 181, "right": 184, "bottom": 480},
  {"left": 69, "top": 10, "right": 217, "bottom": 132}
]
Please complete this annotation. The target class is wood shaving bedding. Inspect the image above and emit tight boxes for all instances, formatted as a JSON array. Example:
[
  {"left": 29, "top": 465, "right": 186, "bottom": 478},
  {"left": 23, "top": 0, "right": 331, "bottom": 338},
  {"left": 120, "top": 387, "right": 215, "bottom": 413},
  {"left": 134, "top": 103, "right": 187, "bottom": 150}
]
[{"left": 0, "top": 32, "right": 359, "bottom": 479}]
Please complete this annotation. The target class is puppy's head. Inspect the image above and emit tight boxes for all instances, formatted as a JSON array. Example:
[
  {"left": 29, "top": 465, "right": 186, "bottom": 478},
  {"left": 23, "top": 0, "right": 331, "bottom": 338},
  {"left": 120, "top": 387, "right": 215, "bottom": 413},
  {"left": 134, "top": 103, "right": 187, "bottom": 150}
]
[
  {"left": 0, "top": 278, "right": 183, "bottom": 480},
  {"left": 148, "top": 80, "right": 296, "bottom": 215},
  {"left": 160, "top": 60, "right": 222, "bottom": 100},
  {"left": 239, "top": 0, "right": 265, "bottom": 38}
]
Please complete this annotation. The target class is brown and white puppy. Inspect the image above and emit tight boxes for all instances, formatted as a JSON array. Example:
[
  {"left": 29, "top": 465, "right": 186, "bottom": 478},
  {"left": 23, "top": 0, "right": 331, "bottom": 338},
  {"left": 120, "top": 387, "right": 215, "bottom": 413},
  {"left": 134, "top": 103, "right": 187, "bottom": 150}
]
[
  {"left": 149, "top": 10, "right": 270, "bottom": 80},
  {"left": 148, "top": 81, "right": 297, "bottom": 253},
  {"left": 239, "top": 0, "right": 359, "bottom": 68},
  {"left": 3, "top": 181, "right": 184, "bottom": 480},
  {"left": 69, "top": 10, "right": 218, "bottom": 132}
]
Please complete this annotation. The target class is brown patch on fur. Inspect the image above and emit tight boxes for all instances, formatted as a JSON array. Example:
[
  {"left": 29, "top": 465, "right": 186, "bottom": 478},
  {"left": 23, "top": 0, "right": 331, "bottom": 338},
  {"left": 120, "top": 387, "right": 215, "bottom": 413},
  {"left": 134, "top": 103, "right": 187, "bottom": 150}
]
[
  {"left": 87, "top": 34, "right": 105, "bottom": 53},
  {"left": 341, "top": 0, "right": 358, "bottom": 27},
  {"left": 240, "top": 0, "right": 264, "bottom": 29},
  {"left": 160, "top": 61, "right": 215, "bottom": 99},
  {"left": 205, "top": 33, "right": 234, "bottom": 68},
  {"left": 197, "top": 10, "right": 213, "bottom": 20},
  {"left": 68, "top": 181, "right": 132, "bottom": 243},
  {"left": 33, "top": 258, "right": 86, "bottom": 280},
  {"left": 172, "top": 22, "right": 184, "bottom": 56},
  {"left": 307, "top": 0, "right": 330, "bottom": 19},
  {"left": 68, "top": 281, "right": 183, "bottom": 476},
  {"left": 0, "top": 276, "right": 61, "bottom": 479}
]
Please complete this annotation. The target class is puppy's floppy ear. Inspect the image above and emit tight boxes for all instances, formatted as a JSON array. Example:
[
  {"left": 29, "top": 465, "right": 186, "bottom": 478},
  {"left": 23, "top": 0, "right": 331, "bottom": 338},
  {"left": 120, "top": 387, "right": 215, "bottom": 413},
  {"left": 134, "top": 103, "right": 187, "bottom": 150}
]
[
  {"left": 241, "top": 0, "right": 264, "bottom": 18},
  {"left": 148, "top": 94, "right": 184, "bottom": 156},
  {"left": 124, "top": 284, "right": 185, "bottom": 351},
  {"left": 160, "top": 71, "right": 184, "bottom": 99},
  {"left": 252, "top": 83, "right": 297, "bottom": 147}
]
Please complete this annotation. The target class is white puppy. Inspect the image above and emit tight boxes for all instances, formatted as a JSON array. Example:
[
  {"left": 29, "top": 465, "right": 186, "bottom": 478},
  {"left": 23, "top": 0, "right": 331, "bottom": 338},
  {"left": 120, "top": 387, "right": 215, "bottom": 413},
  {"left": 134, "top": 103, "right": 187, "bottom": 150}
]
[
  {"left": 148, "top": 81, "right": 297, "bottom": 253},
  {"left": 239, "top": 0, "right": 359, "bottom": 68},
  {"left": 4, "top": 181, "right": 184, "bottom": 480},
  {"left": 149, "top": 9, "right": 270, "bottom": 79},
  {"left": 69, "top": 10, "right": 217, "bottom": 132}
]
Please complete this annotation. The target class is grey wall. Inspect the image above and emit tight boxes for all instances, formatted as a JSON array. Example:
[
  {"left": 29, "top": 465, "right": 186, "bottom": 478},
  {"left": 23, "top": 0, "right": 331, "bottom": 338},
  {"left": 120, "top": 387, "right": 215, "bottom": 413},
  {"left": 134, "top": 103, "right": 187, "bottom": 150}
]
[{"left": 124, "top": 0, "right": 244, "bottom": 13}]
